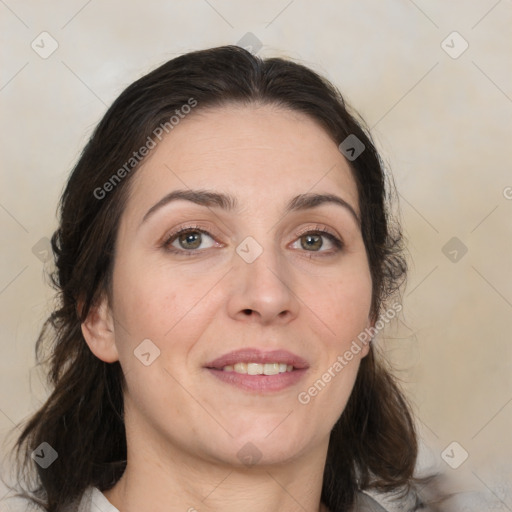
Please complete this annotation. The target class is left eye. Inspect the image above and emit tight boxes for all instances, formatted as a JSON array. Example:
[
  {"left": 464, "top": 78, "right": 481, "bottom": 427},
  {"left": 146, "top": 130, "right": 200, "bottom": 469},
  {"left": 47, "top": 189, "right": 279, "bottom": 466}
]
[
  {"left": 166, "top": 229, "right": 217, "bottom": 251},
  {"left": 290, "top": 231, "right": 342, "bottom": 252}
]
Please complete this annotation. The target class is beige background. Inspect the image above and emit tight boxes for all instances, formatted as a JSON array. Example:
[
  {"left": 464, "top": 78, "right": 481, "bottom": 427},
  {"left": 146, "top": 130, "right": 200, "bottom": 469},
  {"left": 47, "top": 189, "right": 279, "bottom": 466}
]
[{"left": 1, "top": 1, "right": 511, "bottom": 510}]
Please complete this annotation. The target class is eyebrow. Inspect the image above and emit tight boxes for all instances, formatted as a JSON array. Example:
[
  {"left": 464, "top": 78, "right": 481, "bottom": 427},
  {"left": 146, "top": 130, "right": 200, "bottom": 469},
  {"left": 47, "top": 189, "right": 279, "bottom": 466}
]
[{"left": 141, "top": 189, "right": 360, "bottom": 225}]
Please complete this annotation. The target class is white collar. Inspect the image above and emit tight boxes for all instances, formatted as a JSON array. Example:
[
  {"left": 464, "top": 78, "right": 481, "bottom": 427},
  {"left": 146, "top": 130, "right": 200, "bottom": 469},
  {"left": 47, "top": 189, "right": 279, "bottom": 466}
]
[{"left": 87, "top": 487, "right": 120, "bottom": 512}]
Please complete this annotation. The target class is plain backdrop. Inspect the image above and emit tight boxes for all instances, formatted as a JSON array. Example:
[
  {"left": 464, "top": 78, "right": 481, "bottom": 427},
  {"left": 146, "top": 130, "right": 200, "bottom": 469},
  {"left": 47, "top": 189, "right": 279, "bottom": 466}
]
[{"left": 1, "top": 1, "right": 511, "bottom": 510}]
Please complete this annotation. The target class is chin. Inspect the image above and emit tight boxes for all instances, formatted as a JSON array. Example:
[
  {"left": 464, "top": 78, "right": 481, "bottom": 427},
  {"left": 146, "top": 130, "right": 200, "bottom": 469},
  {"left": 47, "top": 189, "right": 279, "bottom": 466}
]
[{"left": 228, "top": 432, "right": 310, "bottom": 467}]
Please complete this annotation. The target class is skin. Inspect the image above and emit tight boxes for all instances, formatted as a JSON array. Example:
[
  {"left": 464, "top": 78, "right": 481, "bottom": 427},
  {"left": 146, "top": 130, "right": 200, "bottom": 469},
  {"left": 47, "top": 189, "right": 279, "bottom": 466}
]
[{"left": 82, "top": 103, "right": 373, "bottom": 512}]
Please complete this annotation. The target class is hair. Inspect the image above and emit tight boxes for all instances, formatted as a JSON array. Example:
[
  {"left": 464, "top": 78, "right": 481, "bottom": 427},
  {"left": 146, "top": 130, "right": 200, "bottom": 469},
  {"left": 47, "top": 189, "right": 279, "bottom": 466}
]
[{"left": 8, "top": 45, "right": 439, "bottom": 511}]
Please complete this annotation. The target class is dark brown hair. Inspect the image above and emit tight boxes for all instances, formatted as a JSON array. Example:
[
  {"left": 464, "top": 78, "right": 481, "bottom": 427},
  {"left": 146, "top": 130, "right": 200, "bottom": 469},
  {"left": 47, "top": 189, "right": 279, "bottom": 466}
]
[{"left": 10, "top": 45, "right": 436, "bottom": 511}]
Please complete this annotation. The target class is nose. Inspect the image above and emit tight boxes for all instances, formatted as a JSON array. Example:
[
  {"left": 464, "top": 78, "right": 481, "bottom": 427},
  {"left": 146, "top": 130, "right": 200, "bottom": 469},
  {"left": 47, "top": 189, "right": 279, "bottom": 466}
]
[{"left": 226, "top": 239, "right": 299, "bottom": 326}]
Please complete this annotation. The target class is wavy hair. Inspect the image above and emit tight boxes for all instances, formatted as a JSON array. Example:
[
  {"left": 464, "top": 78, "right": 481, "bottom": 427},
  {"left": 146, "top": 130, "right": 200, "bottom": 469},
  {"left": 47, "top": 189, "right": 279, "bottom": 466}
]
[{"left": 9, "top": 45, "right": 437, "bottom": 511}]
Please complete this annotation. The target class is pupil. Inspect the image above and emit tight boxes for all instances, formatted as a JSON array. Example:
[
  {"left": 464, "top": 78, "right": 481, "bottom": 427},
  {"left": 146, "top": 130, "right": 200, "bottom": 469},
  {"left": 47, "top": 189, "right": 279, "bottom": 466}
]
[
  {"left": 303, "top": 234, "right": 322, "bottom": 251},
  {"left": 180, "top": 232, "right": 201, "bottom": 249}
]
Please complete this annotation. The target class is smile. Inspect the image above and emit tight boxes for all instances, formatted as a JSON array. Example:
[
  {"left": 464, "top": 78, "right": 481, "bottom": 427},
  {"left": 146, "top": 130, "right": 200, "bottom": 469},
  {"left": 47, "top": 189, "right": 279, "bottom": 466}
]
[
  {"left": 222, "top": 362, "right": 294, "bottom": 375},
  {"left": 205, "top": 348, "right": 309, "bottom": 392}
]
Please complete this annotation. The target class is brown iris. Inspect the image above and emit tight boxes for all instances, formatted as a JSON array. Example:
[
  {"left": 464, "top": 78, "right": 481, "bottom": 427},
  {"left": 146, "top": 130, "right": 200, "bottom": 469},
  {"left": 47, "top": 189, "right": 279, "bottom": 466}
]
[{"left": 301, "top": 234, "right": 323, "bottom": 251}]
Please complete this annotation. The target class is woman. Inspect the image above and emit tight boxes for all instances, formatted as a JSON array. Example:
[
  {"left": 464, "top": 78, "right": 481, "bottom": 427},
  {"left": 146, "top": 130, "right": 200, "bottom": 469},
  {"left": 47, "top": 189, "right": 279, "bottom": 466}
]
[{"left": 10, "top": 45, "right": 438, "bottom": 511}]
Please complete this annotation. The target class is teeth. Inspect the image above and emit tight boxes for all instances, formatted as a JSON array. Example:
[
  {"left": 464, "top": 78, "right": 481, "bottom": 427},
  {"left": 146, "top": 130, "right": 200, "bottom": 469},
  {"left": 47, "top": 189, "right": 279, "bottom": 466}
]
[
  {"left": 234, "top": 362, "right": 247, "bottom": 373},
  {"left": 222, "top": 362, "right": 294, "bottom": 375},
  {"left": 263, "top": 363, "right": 279, "bottom": 375},
  {"left": 247, "top": 363, "right": 263, "bottom": 375}
]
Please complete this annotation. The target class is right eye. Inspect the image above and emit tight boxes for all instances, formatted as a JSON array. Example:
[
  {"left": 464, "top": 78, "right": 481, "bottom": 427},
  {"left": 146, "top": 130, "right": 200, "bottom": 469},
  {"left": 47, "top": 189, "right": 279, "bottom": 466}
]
[{"left": 163, "top": 226, "right": 219, "bottom": 255}]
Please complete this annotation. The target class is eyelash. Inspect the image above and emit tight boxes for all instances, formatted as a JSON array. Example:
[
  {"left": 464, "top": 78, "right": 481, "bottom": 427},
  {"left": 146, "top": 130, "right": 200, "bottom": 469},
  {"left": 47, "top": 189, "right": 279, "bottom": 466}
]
[
  {"left": 294, "top": 225, "right": 344, "bottom": 256},
  {"left": 162, "top": 225, "right": 216, "bottom": 256},
  {"left": 162, "top": 224, "right": 344, "bottom": 257}
]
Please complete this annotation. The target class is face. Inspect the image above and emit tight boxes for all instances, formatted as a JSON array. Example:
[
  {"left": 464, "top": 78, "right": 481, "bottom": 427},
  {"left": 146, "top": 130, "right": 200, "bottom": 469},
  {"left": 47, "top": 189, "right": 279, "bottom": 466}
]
[{"left": 98, "top": 104, "right": 373, "bottom": 467}]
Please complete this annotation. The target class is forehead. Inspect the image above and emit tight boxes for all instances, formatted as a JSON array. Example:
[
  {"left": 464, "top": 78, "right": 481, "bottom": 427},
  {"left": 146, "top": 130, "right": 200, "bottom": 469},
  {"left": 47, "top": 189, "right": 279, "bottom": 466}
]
[{"left": 127, "top": 103, "right": 359, "bottom": 217}]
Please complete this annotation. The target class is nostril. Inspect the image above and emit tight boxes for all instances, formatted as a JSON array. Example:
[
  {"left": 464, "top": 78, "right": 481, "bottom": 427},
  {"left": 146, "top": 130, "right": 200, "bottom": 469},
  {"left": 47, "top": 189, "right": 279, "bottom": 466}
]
[{"left": 242, "top": 309, "right": 253, "bottom": 315}]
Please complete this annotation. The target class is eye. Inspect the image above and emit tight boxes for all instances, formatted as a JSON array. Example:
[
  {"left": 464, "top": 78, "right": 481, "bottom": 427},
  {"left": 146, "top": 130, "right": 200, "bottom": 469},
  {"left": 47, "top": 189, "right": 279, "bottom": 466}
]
[
  {"left": 290, "top": 228, "right": 343, "bottom": 254},
  {"left": 163, "top": 226, "right": 218, "bottom": 254}
]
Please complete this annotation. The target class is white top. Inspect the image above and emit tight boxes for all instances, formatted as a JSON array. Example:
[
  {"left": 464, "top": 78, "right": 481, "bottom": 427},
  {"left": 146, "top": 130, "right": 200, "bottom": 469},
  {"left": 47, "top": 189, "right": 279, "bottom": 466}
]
[
  {"left": 91, "top": 488, "right": 119, "bottom": 511},
  {"left": 74, "top": 487, "right": 390, "bottom": 512},
  {"left": 74, "top": 487, "right": 119, "bottom": 512}
]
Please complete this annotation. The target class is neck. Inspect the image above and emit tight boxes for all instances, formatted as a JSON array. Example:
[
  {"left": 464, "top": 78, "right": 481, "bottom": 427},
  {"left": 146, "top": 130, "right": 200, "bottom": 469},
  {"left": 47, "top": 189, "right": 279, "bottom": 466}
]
[{"left": 104, "top": 428, "right": 330, "bottom": 512}]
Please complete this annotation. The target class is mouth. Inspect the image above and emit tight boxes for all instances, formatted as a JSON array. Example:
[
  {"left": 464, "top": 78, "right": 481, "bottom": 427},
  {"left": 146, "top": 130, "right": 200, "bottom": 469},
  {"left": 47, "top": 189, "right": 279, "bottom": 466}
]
[
  {"left": 204, "top": 348, "right": 309, "bottom": 392},
  {"left": 222, "top": 362, "right": 294, "bottom": 375},
  {"left": 205, "top": 348, "right": 309, "bottom": 372}
]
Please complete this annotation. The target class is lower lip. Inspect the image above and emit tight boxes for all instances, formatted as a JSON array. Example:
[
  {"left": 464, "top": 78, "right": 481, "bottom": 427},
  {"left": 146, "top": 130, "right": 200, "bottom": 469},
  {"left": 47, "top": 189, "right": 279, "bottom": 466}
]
[{"left": 206, "top": 368, "right": 307, "bottom": 392}]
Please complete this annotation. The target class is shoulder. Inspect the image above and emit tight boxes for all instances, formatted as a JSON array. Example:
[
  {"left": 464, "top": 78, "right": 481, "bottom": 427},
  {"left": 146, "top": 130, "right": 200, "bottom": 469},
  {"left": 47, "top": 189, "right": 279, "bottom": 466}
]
[
  {"left": 352, "top": 491, "right": 390, "bottom": 511},
  {"left": 322, "top": 491, "right": 393, "bottom": 512},
  {"left": 67, "top": 487, "right": 119, "bottom": 512},
  {"left": 352, "top": 486, "right": 433, "bottom": 512}
]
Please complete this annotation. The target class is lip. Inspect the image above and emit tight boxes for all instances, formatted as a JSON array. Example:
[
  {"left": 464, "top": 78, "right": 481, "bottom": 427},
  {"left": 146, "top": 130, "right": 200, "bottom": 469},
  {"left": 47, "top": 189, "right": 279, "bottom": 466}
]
[
  {"left": 205, "top": 348, "right": 309, "bottom": 370},
  {"left": 206, "top": 368, "right": 308, "bottom": 392},
  {"left": 204, "top": 348, "right": 309, "bottom": 393}
]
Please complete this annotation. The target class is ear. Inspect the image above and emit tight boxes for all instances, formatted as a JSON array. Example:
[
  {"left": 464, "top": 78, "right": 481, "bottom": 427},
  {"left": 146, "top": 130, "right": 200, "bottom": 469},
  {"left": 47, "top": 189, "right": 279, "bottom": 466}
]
[
  {"left": 81, "top": 295, "right": 119, "bottom": 363},
  {"left": 359, "top": 316, "right": 375, "bottom": 359}
]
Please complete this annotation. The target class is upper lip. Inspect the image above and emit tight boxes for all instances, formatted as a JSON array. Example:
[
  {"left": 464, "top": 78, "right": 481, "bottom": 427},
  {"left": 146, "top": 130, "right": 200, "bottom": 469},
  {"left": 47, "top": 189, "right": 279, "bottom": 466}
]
[{"left": 205, "top": 348, "right": 309, "bottom": 370}]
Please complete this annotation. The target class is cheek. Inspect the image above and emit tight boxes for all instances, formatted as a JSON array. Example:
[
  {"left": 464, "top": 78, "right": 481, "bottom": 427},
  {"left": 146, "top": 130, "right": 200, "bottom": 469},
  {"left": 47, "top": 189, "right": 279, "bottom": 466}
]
[
  {"left": 109, "top": 257, "right": 176, "bottom": 368},
  {"left": 322, "top": 264, "right": 373, "bottom": 337},
  {"left": 303, "top": 260, "right": 372, "bottom": 402},
  {"left": 110, "top": 256, "right": 220, "bottom": 374},
  {"left": 112, "top": 253, "right": 196, "bottom": 337},
  {"left": 299, "top": 274, "right": 371, "bottom": 433}
]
